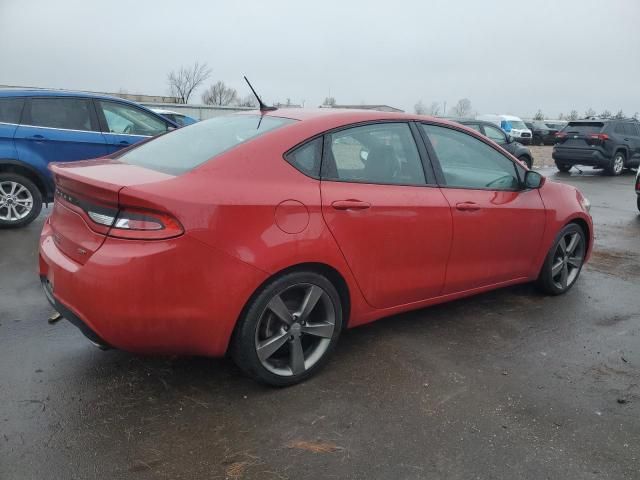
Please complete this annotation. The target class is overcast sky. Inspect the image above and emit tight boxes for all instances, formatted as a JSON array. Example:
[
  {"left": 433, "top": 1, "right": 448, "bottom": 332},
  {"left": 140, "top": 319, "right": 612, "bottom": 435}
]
[{"left": 1, "top": 0, "right": 639, "bottom": 118}]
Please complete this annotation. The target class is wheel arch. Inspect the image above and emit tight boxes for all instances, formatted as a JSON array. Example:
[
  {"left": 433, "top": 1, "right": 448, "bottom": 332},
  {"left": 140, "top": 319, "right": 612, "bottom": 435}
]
[
  {"left": 228, "top": 261, "right": 352, "bottom": 355},
  {"left": 568, "top": 217, "right": 591, "bottom": 254},
  {"left": 0, "top": 159, "right": 52, "bottom": 200}
]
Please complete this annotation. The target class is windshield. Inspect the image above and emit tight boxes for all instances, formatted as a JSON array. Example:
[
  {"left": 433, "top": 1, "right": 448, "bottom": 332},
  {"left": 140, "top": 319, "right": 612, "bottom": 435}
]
[
  {"left": 509, "top": 120, "right": 527, "bottom": 130},
  {"left": 117, "top": 115, "right": 295, "bottom": 175}
]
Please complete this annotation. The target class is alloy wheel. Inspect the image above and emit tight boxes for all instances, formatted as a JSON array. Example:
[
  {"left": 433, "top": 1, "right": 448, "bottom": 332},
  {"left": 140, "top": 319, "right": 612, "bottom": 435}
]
[
  {"left": 612, "top": 154, "right": 624, "bottom": 175},
  {"left": 0, "top": 181, "right": 34, "bottom": 222},
  {"left": 550, "top": 231, "right": 585, "bottom": 290},
  {"left": 254, "top": 283, "right": 335, "bottom": 377}
]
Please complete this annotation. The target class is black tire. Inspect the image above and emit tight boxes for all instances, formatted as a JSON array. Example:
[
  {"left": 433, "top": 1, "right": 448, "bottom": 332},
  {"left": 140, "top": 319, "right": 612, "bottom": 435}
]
[
  {"left": 536, "top": 223, "right": 586, "bottom": 295},
  {"left": 518, "top": 155, "right": 533, "bottom": 169},
  {"left": 556, "top": 162, "right": 572, "bottom": 173},
  {"left": 231, "top": 271, "right": 343, "bottom": 387},
  {"left": 637, "top": 196, "right": 640, "bottom": 213},
  {"left": 534, "top": 135, "right": 544, "bottom": 146},
  {"left": 0, "top": 173, "right": 43, "bottom": 228},
  {"left": 605, "top": 151, "right": 625, "bottom": 176}
]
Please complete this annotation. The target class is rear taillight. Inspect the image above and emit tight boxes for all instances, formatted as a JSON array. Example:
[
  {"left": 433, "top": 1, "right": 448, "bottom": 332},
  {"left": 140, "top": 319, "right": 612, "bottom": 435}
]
[
  {"left": 589, "top": 133, "right": 609, "bottom": 141},
  {"left": 107, "top": 208, "right": 184, "bottom": 240},
  {"left": 56, "top": 188, "right": 183, "bottom": 240},
  {"left": 554, "top": 132, "right": 567, "bottom": 139}
]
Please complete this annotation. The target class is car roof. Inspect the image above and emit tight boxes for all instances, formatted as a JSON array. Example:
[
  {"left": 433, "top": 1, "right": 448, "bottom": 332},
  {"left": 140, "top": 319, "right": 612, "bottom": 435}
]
[
  {"left": 451, "top": 118, "right": 501, "bottom": 127},
  {"left": 0, "top": 88, "right": 146, "bottom": 105}
]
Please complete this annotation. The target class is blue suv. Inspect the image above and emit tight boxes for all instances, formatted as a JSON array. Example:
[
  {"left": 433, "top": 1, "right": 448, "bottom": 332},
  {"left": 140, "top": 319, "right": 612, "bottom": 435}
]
[{"left": 0, "top": 89, "right": 178, "bottom": 228}]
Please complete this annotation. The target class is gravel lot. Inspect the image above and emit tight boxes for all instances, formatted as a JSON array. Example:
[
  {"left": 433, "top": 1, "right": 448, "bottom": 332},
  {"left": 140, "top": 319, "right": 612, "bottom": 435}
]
[{"left": 1, "top": 168, "right": 639, "bottom": 479}]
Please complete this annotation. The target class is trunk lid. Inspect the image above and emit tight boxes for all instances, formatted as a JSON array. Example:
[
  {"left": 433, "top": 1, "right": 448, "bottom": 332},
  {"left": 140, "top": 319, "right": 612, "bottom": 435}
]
[
  {"left": 49, "top": 159, "right": 174, "bottom": 264},
  {"left": 556, "top": 121, "right": 605, "bottom": 148}
]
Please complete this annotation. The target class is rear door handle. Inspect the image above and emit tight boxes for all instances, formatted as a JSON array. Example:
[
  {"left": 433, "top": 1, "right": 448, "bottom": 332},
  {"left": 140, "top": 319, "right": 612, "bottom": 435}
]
[
  {"left": 28, "top": 134, "right": 46, "bottom": 141},
  {"left": 455, "top": 202, "right": 481, "bottom": 211},
  {"left": 331, "top": 200, "right": 371, "bottom": 210},
  {"left": 118, "top": 140, "right": 130, "bottom": 145}
]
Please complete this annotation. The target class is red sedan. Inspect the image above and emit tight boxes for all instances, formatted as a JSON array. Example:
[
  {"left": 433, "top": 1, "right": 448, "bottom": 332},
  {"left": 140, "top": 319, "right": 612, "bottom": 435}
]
[{"left": 39, "top": 109, "right": 593, "bottom": 386}]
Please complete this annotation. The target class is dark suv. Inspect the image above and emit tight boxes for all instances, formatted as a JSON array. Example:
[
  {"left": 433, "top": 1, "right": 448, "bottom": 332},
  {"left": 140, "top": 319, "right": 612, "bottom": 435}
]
[
  {"left": 453, "top": 119, "right": 534, "bottom": 168},
  {"left": 552, "top": 119, "right": 640, "bottom": 175},
  {"left": 525, "top": 121, "right": 561, "bottom": 146}
]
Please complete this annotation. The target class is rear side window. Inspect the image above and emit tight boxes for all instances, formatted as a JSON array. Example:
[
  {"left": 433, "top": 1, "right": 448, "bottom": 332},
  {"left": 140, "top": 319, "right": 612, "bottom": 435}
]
[
  {"left": 118, "top": 114, "right": 295, "bottom": 175},
  {"left": 0, "top": 98, "right": 24, "bottom": 124},
  {"left": 26, "top": 97, "right": 98, "bottom": 131},
  {"left": 99, "top": 101, "right": 168, "bottom": 136},
  {"left": 285, "top": 137, "right": 323, "bottom": 178},
  {"left": 563, "top": 122, "right": 603, "bottom": 135},
  {"left": 323, "top": 123, "right": 426, "bottom": 186}
]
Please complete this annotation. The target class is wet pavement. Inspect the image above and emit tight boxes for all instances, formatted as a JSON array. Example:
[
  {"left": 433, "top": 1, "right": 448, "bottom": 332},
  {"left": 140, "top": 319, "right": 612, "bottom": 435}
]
[{"left": 1, "top": 168, "right": 639, "bottom": 479}]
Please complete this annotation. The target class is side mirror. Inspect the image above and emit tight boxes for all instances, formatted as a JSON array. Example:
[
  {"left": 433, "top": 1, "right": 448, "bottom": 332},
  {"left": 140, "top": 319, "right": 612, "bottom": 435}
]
[
  {"left": 506, "top": 134, "right": 514, "bottom": 144},
  {"left": 524, "top": 170, "right": 544, "bottom": 189}
]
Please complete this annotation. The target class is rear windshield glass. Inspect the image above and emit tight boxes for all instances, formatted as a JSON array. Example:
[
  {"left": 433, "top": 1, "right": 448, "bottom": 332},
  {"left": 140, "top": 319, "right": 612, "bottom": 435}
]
[
  {"left": 563, "top": 122, "right": 604, "bottom": 135},
  {"left": 117, "top": 115, "right": 295, "bottom": 175}
]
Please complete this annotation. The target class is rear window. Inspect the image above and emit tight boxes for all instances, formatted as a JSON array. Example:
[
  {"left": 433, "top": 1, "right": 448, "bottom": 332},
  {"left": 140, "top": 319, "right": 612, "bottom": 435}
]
[
  {"left": 118, "top": 114, "right": 295, "bottom": 175},
  {"left": 563, "top": 122, "right": 604, "bottom": 135}
]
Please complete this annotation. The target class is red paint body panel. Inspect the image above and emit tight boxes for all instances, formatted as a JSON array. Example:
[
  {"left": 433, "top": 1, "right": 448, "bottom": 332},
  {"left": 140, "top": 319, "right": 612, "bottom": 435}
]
[{"left": 39, "top": 109, "right": 595, "bottom": 357}]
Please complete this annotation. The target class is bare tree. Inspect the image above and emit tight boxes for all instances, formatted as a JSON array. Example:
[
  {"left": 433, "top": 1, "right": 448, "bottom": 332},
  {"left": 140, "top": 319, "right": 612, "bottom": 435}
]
[
  {"left": 236, "top": 93, "right": 258, "bottom": 108},
  {"left": 583, "top": 108, "right": 596, "bottom": 118},
  {"left": 414, "top": 100, "right": 426, "bottom": 115},
  {"left": 322, "top": 97, "right": 336, "bottom": 107},
  {"left": 202, "top": 81, "right": 238, "bottom": 106},
  {"left": 167, "top": 62, "right": 211, "bottom": 104},
  {"left": 451, "top": 98, "right": 472, "bottom": 117},
  {"left": 633, "top": 112, "right": 639, "bottom": 121},
  {"left": 568, "top": 110, "right": 579, "bottom": 121},
  {"left": 428, "top": 102, "right": 441, "bottom": 116},
  {"left": 599, "top": 109, "right": 612, "bottom": 119},
  {"left": 614, "top": 109, "right": 625, "bottom": 119},
  {"left": 533, "top": 109, "right": 545, "bottom": 120},
  {"left": 558, "top": 113, "right": 565, "bottom": 120}
]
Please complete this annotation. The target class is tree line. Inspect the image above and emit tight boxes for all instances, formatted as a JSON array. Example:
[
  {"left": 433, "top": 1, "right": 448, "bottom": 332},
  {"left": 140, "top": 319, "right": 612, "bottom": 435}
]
[{"left": 533, "top": 108, "right": 639, "bottom": 121}]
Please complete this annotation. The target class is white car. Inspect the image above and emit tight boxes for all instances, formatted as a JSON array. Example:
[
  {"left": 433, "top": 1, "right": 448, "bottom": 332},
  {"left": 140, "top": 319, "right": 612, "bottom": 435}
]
[{"left": 477, "top": 114, "right": 533, "bottom": 145}]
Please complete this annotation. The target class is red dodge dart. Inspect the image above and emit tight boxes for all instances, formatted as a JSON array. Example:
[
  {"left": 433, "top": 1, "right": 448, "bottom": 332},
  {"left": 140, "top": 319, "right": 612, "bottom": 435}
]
[{"left": 39, "top": 109, "right": 593, "bottom": 385}]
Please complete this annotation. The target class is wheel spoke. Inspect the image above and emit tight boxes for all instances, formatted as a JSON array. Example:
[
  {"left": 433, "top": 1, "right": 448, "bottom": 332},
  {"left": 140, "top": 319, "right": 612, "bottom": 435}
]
[
  {"left": 14, "top": 185, "right": 27, "bottom": 197},
  {"left": 565, "top": 233, "right": 579, "bottom": 254},
  {"left": 267, "top": 294, "right": 293, "bottom": 326},
  {"left": 301, "top": 321, "right": 334, "bottom": 339},
  {"left": 567, "top": 256, "right": 583, "bottom": 269},
  {"left": 256, "top": 330, "right": 290, "bottom": 362},
  {"left": 558, "top": 237, "right": 567, "bottom": 254},
  {"left": 297, "top": 285, "right": 323, "bottom": 322},
  {"left": 9, "top": 182, "right": 18, "bottom": 195},
  {"left": 551, "top": 259, "right": 564, "bottom": 277},
  {"left": 561, "top": 262, "right": 569, "bottom": 288},
  {"left": 289, "top": 335, "right": 305, "bottom": 375}
]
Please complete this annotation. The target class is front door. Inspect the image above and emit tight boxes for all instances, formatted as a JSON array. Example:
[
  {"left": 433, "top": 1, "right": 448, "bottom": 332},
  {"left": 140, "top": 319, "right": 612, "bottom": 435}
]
[
  {"left": 320, "top": 122, "right": 453, "bottom": 309},
  {"left": 420, "top": 123, "right": 546, "bottom": 294}
]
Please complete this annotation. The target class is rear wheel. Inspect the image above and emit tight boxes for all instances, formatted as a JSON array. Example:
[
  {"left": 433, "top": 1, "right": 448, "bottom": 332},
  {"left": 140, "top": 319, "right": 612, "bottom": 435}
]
[
  {"left": 518, "top": 155, "right": 532, "bottom": 169},
  {"left": 537, "top": 223, "right": 586, "bottom": 295},
  {"left": 534, "top": 135, "right": 544, "bottom": 146},
  {"left": 0, "top": 173, "right": 43, "bottom": 228},
  {"left": 556, "top": 162, "right": 572, "bottom": 173},
  {"left": 231, "top": 271, "right": 343, "bottom": 386},
  {"left": 606, "top": 151, "right": 625, "bottom": 176},
  {"left": 637, "top": 196, "right": 640, "bottom": 213}
]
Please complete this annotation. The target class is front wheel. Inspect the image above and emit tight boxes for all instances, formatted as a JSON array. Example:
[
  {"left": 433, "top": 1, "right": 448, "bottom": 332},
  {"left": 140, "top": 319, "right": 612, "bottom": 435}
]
[
  {"left": 637, "top": 196, "right": 640, "bottom": 213},
  {"left": 231, "top": 271, "right": 343, "bottom": 386},
  {"left": 0, "top": 173, "right": 43, "bottom": 228},
  {"left": 536, "top": 223, "right": 586, "bottom": 295},
  {"left": 556, "top": 162, "right": 572, "bottom": 173}
]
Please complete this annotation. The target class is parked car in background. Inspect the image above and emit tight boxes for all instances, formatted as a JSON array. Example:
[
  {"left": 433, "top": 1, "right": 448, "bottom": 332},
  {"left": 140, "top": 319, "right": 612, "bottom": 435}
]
[
  {"left": 552, "top": 119, "right": 640, "bottom": 175},
  {"left": 0, "top": 89, "right": 177, "bottom": 228},
  {"left": 477, "top": 114, "right": 533, "bottom": 144},
  {"left": 525, "top": 121, "right": 561, "bottom": 146},
  {"left": 39, "top": 109, "right": 593, "bottom": 386},
  {"left": 455, "top": 118, "right": 534, "bottom": 168},
  {"left": 635, "top": 168, "right": 640, "bottom": 212},
  {"left": 150, "top": 108, "right": 198, "bottom": 127}
]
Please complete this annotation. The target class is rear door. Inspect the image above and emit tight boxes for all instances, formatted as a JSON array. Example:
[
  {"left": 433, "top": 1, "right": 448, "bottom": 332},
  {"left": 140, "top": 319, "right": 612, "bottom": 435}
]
[
  {"left": 420, "top": 123, "right": 546, "bottom": 293},
  {"left": 95, "top": 100, "right": 172, "bottom": 152},
  {"left": 14, "top": 97, "right": 108, "bottom": 170},
  {"left": 320, "top": 122, "right": 453, "bottom": 309}
]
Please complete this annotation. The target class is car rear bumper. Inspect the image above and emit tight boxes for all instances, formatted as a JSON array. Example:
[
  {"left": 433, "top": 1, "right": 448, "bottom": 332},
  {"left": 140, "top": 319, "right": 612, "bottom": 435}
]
[
  {"left": 514, "top": 136, "right": 531, "bottom": 145},
  {"left": 552, "top": 147, "right": 609, "bottom": 165},
  {"left": 38, "top": 220, "right": 268, "bottom": 357}
]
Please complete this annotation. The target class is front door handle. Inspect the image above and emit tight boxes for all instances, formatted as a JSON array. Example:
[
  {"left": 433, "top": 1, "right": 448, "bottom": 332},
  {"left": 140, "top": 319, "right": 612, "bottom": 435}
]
[
  {"left": 28, "top": 134, "right": 46, "bottom": 141},
  {"left": 118, "top": 140, "right": 130, "bottom": 145},
  {"left": 331, "top": 200, "right": 371, "bottom": 210},
  {"left": 455, "top": 202, "right": 481, "bottom": 211}
]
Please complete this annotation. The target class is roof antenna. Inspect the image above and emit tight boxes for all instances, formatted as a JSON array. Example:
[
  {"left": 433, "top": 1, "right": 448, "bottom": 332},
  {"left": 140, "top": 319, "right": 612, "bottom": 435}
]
[{"left": 244, "top": 76, "right": 277, "bottom": 112}]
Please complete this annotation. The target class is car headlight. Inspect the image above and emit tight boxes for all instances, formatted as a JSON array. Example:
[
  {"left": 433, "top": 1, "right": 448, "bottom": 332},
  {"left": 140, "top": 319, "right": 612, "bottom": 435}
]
[{"left": 580, "top": 195, "right": 591, "bottom": 213}]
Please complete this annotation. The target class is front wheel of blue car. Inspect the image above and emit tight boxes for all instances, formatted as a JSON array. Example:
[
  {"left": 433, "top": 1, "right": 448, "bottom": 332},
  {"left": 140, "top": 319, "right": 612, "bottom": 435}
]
[{"left": 0, "top": 173, "right": 43, "bottom": 229}]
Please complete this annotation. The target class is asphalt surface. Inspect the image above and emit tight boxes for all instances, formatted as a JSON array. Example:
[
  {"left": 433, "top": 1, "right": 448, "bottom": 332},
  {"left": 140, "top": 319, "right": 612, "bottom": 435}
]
[{"left": 1, "top": 165, "right": 639, "bottom": 480}]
